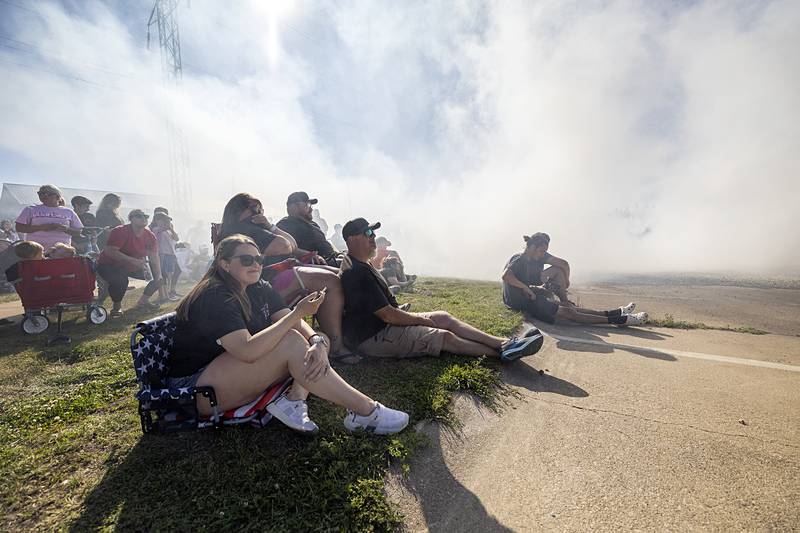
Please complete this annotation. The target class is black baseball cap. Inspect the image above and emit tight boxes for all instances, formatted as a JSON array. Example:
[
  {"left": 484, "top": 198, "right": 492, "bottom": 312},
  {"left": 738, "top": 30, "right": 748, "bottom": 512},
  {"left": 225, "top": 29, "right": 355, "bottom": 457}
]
[
  {"left": 286, "top": 191, "right": 318, "bottom": 205},
  {"left": 128, "top": 208, "right": 149, "bottom": 221},
  {"left": 70, "top": 195, "right": 92, "bottom": 206},
  {"left": 154, "top": 206, "right": 169, "bottom": 215},
  {"left": 342, "top": 218, "right": 381, "bottom": 240}
]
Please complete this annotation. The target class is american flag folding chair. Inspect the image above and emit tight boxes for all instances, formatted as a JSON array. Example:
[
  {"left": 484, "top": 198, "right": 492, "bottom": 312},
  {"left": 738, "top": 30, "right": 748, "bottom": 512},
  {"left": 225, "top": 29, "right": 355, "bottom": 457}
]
[{"left": 131, "top": 312, "right": 292, "bottom": 434}]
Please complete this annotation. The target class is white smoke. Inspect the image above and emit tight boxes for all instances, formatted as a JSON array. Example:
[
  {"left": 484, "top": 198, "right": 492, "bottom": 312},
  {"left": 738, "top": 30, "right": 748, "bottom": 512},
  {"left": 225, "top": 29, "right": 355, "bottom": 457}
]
[{"left": 1, "top": 0, "right": 798, "bottom": 279}]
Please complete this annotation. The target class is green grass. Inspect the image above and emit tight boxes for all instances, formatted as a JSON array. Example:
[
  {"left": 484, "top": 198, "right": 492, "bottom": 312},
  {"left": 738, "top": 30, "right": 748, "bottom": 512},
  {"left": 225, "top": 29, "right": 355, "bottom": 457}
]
[
  {"left": 0, "top": 277, "right": 520, "bottom": 531},
  {"left": 0, "top": 291, "right": 20, "bottom": 304},
  {"left": 646, "top": 313, "right": 768, "bottom": 335}
]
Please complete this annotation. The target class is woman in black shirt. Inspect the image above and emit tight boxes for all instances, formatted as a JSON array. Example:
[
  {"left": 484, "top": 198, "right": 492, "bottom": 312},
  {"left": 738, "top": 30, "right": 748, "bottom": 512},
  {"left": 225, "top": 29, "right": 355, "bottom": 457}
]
[
  {"left": 170, "top": 234, "right": 409, "bottom": 435},
  {"left": 219, "top": 193, "right": 349, "bottom": 356},
  {"left": 95, "top": 193, "right": 125, "bottom": 250}
]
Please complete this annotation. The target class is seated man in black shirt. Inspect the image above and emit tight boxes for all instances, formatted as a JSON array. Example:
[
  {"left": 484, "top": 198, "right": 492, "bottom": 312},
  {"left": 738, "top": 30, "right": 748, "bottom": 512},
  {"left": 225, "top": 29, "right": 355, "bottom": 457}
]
[
  {"left": 276, "top": 192, "right": 339, "bottom": 267},
  {"left": 339, "top": 218, "right": 543, "bottom": 362},
  {"left": 502, "top": 232, "right": 648, "bottom": 326}
]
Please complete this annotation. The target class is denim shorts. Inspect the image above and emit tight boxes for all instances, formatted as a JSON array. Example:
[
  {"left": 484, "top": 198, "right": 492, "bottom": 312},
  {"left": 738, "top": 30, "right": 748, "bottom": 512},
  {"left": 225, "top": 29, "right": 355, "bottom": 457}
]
[
  {"left": 166, "top": 367, "right": 205, "bottom": 389},
  {"left": 160, "top": 254, "right": 178, "bottom": 275}
]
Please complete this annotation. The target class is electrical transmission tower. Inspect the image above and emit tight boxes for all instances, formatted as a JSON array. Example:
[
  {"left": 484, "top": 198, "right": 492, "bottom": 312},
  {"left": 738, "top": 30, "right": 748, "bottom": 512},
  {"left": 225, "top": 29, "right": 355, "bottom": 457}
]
[{"left": 147, "top": 0, "right": 192, "bottom": 215}]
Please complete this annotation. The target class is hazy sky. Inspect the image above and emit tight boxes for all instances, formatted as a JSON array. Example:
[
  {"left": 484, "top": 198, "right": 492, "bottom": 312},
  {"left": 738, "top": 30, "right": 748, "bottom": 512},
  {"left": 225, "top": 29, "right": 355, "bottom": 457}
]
[{"left": 1, "top": 0, "right": 798, "bottom": 279}]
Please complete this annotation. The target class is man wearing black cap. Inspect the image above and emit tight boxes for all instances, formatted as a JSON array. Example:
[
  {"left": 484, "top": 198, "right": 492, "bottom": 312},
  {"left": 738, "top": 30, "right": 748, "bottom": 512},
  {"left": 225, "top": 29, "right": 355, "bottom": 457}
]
[
  {"left": 70, "top": 196, "right": 96, "bottom": 254},
  {"left": 339, "top": 218, "right": 543, "bottom": 361},
  {"left": 276, "top": 192, "right": 339, "bottom": 267}
]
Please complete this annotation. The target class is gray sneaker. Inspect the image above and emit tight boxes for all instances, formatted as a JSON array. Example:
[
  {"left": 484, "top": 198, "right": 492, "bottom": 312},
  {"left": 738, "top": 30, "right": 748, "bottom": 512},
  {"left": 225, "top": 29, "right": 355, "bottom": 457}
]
[
  {"left": 500, "top": 333, "right": 544, "bottom": 362},
  {"left": 267, "top": 393, "right": 319, "bottom": 434}
]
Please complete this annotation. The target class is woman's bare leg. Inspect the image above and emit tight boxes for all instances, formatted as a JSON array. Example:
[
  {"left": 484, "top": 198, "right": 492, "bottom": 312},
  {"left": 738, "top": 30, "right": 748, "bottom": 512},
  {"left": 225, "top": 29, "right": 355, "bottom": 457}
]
[{"left": 195, "top": 330, "right": 373, "bottom": 416}]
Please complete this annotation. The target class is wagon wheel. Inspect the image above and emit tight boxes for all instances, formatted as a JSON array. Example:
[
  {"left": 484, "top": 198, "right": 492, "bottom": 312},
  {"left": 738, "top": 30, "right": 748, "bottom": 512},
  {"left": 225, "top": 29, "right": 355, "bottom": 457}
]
[
  {"left": 21, "top": 314, "right": 50, "bottom": 335},
  {"left": 87, "top": 305, "right": 108, "bottom": 325}
]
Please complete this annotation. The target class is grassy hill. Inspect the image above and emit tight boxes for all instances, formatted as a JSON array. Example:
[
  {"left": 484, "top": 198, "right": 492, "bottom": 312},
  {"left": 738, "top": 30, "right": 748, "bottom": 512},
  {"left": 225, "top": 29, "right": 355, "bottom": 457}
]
[{"left": 0, "top": 278, "right": 521, "bottom": 531}]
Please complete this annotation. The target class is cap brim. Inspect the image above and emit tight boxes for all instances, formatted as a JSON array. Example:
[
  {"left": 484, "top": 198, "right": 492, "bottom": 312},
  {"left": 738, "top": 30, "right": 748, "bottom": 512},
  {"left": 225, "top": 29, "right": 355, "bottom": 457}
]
[
  {"left": 369, "top": 222, "right": 381, "bottom": 231},
  {"left": 309, "top": 198, "right": 318, "bottom": 205}
]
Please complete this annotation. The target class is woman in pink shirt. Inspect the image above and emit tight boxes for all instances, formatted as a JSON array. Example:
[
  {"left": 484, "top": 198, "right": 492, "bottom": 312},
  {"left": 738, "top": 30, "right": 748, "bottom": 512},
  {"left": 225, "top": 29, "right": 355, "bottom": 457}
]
[{"left": 15, "top": 184, "right": 83, "bottom": 251}]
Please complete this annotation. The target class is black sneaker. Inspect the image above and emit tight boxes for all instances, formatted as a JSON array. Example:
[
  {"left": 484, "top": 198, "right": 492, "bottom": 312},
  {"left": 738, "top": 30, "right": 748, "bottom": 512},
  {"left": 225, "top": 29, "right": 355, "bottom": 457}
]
[{"left": 500, "top": 330, "right": 545, "bottom": 362}]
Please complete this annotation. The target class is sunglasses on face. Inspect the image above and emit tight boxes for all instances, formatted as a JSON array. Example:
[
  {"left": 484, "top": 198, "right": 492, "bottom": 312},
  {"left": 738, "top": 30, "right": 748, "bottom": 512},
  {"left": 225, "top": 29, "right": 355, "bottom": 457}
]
[
  {"left": 363, "top": 228, "right": 375, "bottom": 237},
  {"left": 231, "top": 254, "right": 265, "bottom": 267}
]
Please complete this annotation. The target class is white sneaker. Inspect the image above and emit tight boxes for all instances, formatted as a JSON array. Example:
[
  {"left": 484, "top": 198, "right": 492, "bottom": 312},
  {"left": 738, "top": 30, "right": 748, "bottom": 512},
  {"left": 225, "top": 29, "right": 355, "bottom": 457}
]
[
  {"left": 343, "top": 402, "right": 409, "bottom": 435},
  {"left": 620, "top": 312, "right": 648, "bottom": 327},
  {"left": 620, "top": 302, "right": 636, "bottom": 315},
  {"left": 267, "top": 393, "right": 319, "bottom": 434}
]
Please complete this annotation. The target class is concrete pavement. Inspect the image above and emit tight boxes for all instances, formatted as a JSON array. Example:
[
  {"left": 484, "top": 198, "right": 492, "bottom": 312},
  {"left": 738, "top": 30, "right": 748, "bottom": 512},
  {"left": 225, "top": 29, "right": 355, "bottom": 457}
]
[{"left": 387, "top": 286, "right": 800, "bottom": 531}]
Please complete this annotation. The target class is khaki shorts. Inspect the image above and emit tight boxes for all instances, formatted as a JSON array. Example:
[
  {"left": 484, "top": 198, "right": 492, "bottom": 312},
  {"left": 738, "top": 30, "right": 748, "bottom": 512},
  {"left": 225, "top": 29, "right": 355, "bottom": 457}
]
[{"left": 357, "top": 324, "right": 447, "bottom": 358}]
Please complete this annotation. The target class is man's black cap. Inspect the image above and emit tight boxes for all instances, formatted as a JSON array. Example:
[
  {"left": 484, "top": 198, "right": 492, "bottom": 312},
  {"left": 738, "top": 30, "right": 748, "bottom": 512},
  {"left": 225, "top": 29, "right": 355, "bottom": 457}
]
[
  {"left": 286, "top": 191, "right": 318, "bottom": 205},
  {"left": 128, "top": 208, "right": 149, "bottom": 221},
  {"left": 342, "top": 218, "right": 381, "bottom": 240},
  {"left": 70, "top": 195, "right": 92, "bottom": 206}
]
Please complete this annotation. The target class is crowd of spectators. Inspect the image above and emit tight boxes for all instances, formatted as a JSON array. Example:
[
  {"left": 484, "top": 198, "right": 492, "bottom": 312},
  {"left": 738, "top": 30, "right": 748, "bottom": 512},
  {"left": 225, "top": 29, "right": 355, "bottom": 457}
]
[
  {"left": 1, "top": 184, "right": 650, "bottom": 437},
  {"left": 1, "top": 184, "right": 210, "bottom": 309}
]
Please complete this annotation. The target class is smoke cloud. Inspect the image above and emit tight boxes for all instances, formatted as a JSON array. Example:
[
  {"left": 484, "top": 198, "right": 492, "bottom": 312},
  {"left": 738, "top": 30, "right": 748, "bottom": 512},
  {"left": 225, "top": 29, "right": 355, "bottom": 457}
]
[{"left": 1, "top": 0, "right": 798, "bottom": 280}]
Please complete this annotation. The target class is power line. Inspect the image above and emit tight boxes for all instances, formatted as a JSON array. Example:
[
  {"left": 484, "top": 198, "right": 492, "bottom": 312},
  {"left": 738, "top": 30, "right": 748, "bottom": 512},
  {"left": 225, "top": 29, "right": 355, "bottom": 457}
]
[
  {"left": 0, "top": 56, "right": 122, "bottom": 90},
  {"left": 0, "top": 35, "right": 137, "bottom": 79}
]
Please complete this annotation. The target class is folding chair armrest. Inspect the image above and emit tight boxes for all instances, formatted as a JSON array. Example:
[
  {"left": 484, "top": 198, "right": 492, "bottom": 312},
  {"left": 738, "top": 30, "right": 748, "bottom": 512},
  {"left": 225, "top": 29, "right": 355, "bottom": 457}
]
[{"left": 192, "top": 386, "right": 221, "bottom": 428}]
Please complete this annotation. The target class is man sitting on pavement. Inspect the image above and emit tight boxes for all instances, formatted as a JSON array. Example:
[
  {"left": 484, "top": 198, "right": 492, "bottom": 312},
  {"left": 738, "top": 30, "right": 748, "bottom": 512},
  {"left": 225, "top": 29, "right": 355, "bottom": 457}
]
[
  {"left": 502, "top": 232, "right": 648, "bottom": 326},
  {"left": 276, "top": 192, "right": 340, "bottom": 267},
  {"left": 340, "top": 217, "right": 542, "bottom": 361}
]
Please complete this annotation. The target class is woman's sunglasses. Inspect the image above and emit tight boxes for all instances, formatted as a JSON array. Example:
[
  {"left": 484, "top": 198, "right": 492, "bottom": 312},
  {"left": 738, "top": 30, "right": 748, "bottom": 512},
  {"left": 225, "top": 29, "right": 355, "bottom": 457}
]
[{"left": 231, "top": 254, "right": 265, "bottom": 267}]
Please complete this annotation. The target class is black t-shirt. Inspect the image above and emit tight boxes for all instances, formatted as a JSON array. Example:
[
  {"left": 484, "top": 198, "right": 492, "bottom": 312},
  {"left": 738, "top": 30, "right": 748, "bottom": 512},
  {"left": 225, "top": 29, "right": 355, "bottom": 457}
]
[
  {"left": 73, "top": 212, "right": 97, "bottom": 245},
  {"left": 220, "top": 219, "right": 277, "bottom": 253},
  {"left": 502, "top": 252, "right": 551, "bottom": 308},
  {"left": 95, "top": 209, "right": 124, "bottom": 250},
  {"left": 4, "top": 263, "right": 20, "bottom": 283},
  {"left": 169, "top": 280, "right": 287, "bottom": 377},
  {"left": 276, "top": 216, "right": 336, "bottom": 265},
  {"left": 340, "top": 255, "right": 398, "bottom": 345}
]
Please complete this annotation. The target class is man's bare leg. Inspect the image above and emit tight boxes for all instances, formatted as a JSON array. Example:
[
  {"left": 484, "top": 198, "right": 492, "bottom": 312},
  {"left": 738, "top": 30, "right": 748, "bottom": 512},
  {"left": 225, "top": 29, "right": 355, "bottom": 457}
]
[
  {"left": 542, "top": 266, "right": 571, "bottom": 303},
  {"left": 556, "top": 306, "right": 614, "bottom": 324},
  {"left": 424, "top": 311, "right": 506, "bottom": 350},
  {"left": 440, "top": 331, "right": 501, "bottom": 358},
  {"left": 562, "top": 305, "right": 607, "bottom": 316}
]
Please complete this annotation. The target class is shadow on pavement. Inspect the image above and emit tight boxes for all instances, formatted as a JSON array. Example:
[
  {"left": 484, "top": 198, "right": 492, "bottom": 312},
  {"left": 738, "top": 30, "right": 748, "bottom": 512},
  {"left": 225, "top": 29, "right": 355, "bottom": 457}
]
[
  {"left": 502, "top": 360, "right": 589, "bottom": 397},
  {"left": 526, "top": 318, "right": 678, "bottom": 362},
  {"left": 396, "top": 408, "right": 514, "bottom": 532},
  {"left": 391, "top": 369, "right": 589, "bottom": 531}
]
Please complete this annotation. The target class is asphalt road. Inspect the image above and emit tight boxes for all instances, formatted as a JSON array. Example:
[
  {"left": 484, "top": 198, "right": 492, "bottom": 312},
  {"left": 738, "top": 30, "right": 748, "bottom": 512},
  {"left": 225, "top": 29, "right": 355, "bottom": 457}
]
[{"left": 388, "top": 285, "right": 800, "bottom": 532}]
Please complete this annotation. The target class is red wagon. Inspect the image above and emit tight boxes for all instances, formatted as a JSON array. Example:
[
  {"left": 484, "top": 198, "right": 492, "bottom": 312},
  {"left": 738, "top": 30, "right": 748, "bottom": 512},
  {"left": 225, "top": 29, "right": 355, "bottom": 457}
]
[{"left": 14, "top": 257, "right": 108, "bottom": 341}]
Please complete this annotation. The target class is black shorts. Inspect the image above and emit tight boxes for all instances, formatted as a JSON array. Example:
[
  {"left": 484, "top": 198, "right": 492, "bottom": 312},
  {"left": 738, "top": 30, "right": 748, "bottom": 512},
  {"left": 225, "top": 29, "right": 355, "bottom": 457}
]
[{"left": 507, "top": 296, "right": 559, "bottom": 324}]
